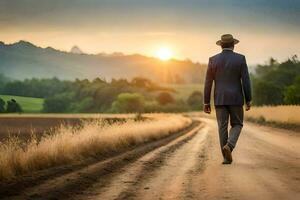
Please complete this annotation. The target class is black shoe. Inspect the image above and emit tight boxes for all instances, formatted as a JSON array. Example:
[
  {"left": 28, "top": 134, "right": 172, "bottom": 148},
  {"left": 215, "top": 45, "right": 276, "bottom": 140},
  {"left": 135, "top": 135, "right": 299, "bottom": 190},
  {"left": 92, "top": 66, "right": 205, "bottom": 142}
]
[
  {"left": 223, "top": 144, "right": 233, "bottom": 163},
  {"left": 222, "top": 158, "right": 232, "bottom": 165}
]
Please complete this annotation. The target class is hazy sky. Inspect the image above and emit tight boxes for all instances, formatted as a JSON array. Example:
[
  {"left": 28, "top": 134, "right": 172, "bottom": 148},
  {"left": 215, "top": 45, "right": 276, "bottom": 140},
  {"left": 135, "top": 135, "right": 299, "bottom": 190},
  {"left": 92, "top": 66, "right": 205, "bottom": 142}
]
[{"left": 0, "top": 0, "right": 299, "bottom": 64}]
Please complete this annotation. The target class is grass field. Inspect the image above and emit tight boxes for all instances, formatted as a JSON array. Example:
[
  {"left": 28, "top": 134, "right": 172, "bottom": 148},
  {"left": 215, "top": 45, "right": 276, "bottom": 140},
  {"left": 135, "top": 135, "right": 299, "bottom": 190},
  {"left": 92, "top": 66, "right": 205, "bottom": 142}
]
[
  {"left": 245, "top": 105, "right": 300, "bottom": 131},
  {"left": 0, "top": 114, "right": 191, "bottom": 180},
  {"left": 164, "top": 84, "right": 203, "bottom": 100},
  {"left": 0, "top": 114, "right": 139, "bottom": 142},
  {"left": 190, "top": 105, "right": 300, "bottom": 131},
  {"left": 245, "top": 105, "right": 300, "bottom": 124},
  {"left": 0, "top": 95, "right": 44, "bottom": 113}
]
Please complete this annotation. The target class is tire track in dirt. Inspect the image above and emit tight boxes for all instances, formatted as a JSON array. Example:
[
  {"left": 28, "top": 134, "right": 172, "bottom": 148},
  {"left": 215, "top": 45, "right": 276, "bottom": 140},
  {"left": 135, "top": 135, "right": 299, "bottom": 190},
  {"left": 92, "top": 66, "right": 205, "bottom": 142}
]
[
  {"left": 123, "top": 126, "right": 210, "bottom": 200},
  {"left": 76, "top": 117, "right": 299, "bottom": 200},
  {"left": 0, "top": 121, "right": 202, "bottom": 200},
  {"left": 73, "top": 121, "right": 209, "bottom": 200}
]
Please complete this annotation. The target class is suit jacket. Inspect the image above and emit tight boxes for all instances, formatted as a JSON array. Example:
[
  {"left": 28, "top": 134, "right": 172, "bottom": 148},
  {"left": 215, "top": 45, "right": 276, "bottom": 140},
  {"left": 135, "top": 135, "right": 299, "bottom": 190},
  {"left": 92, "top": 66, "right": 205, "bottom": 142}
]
[{"left": 204, "top": 49, "right": 252, "bottom": 106}]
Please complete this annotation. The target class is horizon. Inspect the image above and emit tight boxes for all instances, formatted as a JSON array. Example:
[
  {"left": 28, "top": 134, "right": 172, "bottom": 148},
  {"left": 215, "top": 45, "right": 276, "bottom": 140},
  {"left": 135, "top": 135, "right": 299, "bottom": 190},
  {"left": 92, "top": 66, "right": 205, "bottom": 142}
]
[
  {"left": 0, "top": 39, "right": 197, "bottom": 62},
  {"left": 1, "top": 0, "right": 299, "bottom": 65},
  {"left": 0, "top": 39, "right": 296, "bottom": 67}
]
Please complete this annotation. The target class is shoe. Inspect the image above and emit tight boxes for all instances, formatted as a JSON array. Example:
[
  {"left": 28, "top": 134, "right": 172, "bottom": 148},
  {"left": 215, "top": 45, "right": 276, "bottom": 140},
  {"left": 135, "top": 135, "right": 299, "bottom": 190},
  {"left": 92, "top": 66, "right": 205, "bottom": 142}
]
[
  {"left": 222, "top": 158, "right": 232, "bottom": 165},
  {"left": 223, "top": 144, "right": 233, "bottom": 163}
]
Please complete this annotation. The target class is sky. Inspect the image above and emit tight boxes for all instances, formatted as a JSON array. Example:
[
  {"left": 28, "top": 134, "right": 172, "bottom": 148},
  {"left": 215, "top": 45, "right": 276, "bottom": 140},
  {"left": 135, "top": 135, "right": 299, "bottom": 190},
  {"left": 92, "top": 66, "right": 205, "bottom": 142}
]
[{"left": 0, "top": 0, "right": 300, "bottom": 64}]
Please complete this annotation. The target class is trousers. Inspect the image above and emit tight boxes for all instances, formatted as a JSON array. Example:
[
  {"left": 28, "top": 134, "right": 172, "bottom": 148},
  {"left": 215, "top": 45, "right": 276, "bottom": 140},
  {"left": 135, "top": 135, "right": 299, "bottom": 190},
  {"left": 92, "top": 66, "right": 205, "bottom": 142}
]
[{"left": 215, "top": 105, "right": 243, "bottom": 158}]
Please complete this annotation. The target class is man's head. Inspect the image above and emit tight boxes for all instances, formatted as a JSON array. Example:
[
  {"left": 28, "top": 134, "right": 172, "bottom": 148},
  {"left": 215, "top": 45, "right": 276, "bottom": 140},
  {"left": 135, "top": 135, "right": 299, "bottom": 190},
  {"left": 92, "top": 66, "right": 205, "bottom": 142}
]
[
  {"left": 221, "top": 41, "right": 234, "bottom": 49},
  {"left": 216, "top": 34, "right": 239, "bottom": 50}
]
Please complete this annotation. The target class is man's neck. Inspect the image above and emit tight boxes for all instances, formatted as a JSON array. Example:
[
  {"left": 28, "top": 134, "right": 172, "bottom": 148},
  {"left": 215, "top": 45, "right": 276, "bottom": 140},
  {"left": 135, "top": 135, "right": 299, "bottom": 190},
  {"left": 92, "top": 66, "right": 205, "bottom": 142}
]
[{"left": 222, "top": 48, "right": 233, "bottom": 51}]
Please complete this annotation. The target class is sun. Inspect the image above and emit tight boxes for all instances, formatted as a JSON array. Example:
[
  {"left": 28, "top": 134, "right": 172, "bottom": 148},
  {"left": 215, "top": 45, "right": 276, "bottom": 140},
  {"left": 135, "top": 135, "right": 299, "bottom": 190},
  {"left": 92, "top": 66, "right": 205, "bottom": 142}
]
[{"left": 156, "top": 47, "right": 173, "bottom": 61}]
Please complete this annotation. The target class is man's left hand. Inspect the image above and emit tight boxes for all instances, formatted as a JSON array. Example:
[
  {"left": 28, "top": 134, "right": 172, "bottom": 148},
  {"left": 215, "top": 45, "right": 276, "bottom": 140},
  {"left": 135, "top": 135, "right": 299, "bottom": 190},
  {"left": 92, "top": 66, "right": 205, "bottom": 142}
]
[{"left": 245, "top": 102, "right": 251, "bottom": 111}]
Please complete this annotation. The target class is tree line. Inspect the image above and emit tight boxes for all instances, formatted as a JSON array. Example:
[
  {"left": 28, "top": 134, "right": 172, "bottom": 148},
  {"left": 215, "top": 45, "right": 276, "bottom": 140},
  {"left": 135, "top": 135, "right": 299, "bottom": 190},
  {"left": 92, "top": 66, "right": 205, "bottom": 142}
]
[
  {"left": 0, "top": 76, "right": 203, "bottom": 113},
  {"left": 0, "top": 55, "right": 298, "bottom": 113},
  {"left": 252, "top": 56, "right": 300, "bottom": 105}
]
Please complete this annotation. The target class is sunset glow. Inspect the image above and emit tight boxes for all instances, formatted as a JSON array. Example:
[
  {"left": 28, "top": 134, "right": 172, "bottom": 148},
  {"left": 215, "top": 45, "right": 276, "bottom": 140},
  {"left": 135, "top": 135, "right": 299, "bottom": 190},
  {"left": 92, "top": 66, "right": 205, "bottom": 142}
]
[
  {"left": 0, "top": 1, "right": 299, "bottom": 64},
  {"left": 156, "top": 47, "right": 173, "bottom": 61}
]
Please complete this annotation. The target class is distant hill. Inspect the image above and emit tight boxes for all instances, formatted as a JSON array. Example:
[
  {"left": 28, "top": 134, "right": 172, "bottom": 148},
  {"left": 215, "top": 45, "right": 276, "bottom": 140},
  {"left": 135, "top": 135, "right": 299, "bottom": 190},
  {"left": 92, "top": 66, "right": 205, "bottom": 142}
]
[
  {"left": 0, "top": 40, "right": 207, "bottom": 83},
  {"left": 70, "top": 45, "right": 84, "bottom": 54}
]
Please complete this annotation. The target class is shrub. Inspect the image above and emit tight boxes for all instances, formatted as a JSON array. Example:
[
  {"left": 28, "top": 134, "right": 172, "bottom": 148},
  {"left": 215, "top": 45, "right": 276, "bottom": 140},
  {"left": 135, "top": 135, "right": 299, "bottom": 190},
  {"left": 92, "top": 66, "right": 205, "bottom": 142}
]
[
  {"left": 187, "top": 91, "right": 203, "bottom": 110},
  {"left": 253, "top": 80, "right": 283, "bottom": 105},
  {"left": 144, "top": 101, "right": 161, "bottom": 113},
  {"left": 144, "top": 100, "right": 189, "bottom": 113},
  {"left": 257, "top": 116, "right": 266, "bottom": 124},
  {"left": 43, "top": 93, "right": 74, "bottom": 113},
  {"left": 111, "top": 93, "right": 145, "bottom": 113},
  {"left": 70, "top": 97, "right": 94, "bottom": 113},
  {"left": 0, "top": 98, "right": 5, "bottom": 113},
  {"left": 284, "top": 76, "right": 300, "bottom": 105},
  {"left": 156, "top": 92, "right": 174, "bottom": 105},
  {"left": 6, "top": 99, "right": 22, "bottom": 113}
]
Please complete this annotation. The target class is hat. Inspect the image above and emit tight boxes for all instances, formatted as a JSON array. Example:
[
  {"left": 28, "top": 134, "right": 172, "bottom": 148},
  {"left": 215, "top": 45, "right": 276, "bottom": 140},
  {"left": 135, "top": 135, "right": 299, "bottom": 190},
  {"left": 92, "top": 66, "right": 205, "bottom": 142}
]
[{"left": 216, "top": 34, "right": 239, "bottom": 46}]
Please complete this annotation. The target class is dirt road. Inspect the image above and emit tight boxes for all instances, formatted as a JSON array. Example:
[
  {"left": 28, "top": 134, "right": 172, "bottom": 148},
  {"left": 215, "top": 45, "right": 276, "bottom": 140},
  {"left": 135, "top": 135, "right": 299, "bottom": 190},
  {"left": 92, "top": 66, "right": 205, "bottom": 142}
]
[{"left": 1, "top": 117, "right": 299, "bottom": 200}]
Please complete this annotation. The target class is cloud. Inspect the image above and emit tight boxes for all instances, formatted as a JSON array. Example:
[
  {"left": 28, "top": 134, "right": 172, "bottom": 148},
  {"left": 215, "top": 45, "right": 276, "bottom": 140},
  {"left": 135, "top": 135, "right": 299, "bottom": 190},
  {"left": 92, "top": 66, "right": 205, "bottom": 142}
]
[
  {"left": 1, "top": 0, "right": 299, "bottom": 32},
  {"left": 0, "top": 0, "right": 299, "bottom": 63}
]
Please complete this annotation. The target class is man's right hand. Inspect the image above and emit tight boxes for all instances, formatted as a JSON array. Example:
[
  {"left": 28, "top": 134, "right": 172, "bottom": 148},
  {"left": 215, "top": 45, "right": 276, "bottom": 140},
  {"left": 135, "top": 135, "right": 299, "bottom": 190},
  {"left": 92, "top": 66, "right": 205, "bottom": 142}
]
[{"left": 204, "top": 104, "right": 211, "bottom": 114}]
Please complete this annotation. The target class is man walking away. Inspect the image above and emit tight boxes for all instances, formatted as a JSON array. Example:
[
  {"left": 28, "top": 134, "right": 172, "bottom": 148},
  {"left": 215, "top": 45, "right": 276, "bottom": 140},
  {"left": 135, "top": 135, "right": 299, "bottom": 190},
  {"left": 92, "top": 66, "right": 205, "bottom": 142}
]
[{"left": 203, "top": 34, "right": 252, "bottom": 164}]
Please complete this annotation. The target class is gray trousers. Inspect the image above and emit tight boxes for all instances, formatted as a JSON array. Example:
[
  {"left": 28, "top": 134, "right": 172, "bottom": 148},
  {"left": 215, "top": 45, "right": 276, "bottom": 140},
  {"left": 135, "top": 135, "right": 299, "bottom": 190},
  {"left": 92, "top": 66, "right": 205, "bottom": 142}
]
[{"left": 215, "top": 105, "right": 243, "bottom": 157}]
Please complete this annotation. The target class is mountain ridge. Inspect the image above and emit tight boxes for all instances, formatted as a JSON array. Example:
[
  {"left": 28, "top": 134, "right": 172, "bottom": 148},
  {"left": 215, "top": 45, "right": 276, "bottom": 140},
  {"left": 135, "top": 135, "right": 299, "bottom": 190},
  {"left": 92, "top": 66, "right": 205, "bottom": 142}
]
[{"left": 0, "top": 40, "right": 206, "bottom": 83}]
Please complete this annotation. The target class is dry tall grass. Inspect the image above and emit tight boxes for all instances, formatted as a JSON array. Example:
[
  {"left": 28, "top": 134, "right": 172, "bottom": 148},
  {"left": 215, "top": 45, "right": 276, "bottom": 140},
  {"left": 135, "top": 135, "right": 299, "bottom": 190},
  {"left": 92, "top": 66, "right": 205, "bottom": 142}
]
[
  {"left": 0, "top": 115, "right": 191, "bottom": 180},
  {"left": 245, "top": 105, "right": 300, "bottom": 124}
]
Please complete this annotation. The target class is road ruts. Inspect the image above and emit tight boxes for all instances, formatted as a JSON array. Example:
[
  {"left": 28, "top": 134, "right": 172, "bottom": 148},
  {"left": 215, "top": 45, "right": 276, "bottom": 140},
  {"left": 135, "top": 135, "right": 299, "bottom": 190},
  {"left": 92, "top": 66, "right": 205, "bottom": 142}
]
[
  {"left": 0, "top": 120, "right": 204, "bottom": 200},
  {"left": 2, "top": 116, "right": 299, "bottom": 200},
  {"left": 74, "top": 117, "right": 300, "bottom": 200},
  {"left": 75, "top": 122, "right": 210, "bottom": 200}
]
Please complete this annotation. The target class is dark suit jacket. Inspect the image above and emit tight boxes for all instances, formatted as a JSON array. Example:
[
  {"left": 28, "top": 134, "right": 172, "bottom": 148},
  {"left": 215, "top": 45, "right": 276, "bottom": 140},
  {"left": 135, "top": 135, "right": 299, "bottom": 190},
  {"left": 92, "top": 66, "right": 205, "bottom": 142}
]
[{"left": 204, "top": 49, "right": 252, "bottom": 106}]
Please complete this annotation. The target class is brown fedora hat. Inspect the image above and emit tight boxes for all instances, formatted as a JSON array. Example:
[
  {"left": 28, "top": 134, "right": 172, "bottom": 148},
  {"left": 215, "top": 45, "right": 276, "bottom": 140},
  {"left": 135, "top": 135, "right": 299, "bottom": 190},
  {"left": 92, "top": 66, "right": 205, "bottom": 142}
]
[{"left": 216, "top": 34, "right": 239, "bottom": 46}]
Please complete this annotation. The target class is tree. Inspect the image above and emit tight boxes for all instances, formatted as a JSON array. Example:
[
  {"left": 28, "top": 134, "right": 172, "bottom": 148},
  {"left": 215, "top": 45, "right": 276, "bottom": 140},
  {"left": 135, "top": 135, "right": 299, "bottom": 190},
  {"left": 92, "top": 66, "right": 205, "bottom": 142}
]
[
  {"left": 0, "top": 98, "right": 5, "bottom": 113},
  {"left": 111, "top": 93, "right": 144, "bottom": 113},
  {"left": 156, "top": 92, "right": 174, "bottom": 105},
  {"left": 0, "top": 73, "right": 10, "bottom": 93},
  {"left": 70, "top": 97, "right": 93, "bottom": 112},
  {"left": 252, "top": 57, "right": 300, "bottom": 105},
  {"left": 6, "top": 99, "right": 23, "bottom": 113},
  {"left": 187, "top": 91, "right": 203, "bottom": 110},
  {"left": 43, "top": 93, "right": 73, "bottom": 113},
  {"left": 2, "top": 77, "right": 69, "bottom": 98},
  {"left": 253, "top": 80, "right": 283, "bottom": 105},
  {"left": 131, "top": 77, "right": 152, "bottom": 88},
  {"left": 284, "top": 76, "right": 300, "bottom": 105}
]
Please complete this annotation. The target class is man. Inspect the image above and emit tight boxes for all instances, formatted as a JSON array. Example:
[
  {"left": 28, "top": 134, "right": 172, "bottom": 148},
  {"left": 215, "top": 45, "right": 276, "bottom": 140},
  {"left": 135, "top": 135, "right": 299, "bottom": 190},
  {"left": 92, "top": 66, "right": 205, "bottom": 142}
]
[{"left": 203, "top": 34, "right": 252, "bottom": 165}]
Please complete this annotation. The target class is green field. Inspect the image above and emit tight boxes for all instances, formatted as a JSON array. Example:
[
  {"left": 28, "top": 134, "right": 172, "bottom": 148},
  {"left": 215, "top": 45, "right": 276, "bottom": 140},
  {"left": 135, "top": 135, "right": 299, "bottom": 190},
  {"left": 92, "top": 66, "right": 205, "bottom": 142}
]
[
  {"left": 163, "top": 84, "right": 204, "bottom": 100},
  {"left": 0, "top": 95, "right": 44, "bottom": 113}
]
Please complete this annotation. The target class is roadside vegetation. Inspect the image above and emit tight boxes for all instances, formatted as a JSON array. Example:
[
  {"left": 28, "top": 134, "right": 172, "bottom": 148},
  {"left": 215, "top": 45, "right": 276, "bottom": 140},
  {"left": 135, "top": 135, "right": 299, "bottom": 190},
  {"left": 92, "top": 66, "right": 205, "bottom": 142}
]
[
  {"left": 244, "top": 56, "right": 300, "bottom": 130},
  {"left": 245, "top": 105, "right": 300, "bottom": 131},
  {"left": 0, "top": 115, "right": 192, "bottom": 180},
  {"left": 251, "top": 56, "right": 300, "bottom": 105}
]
